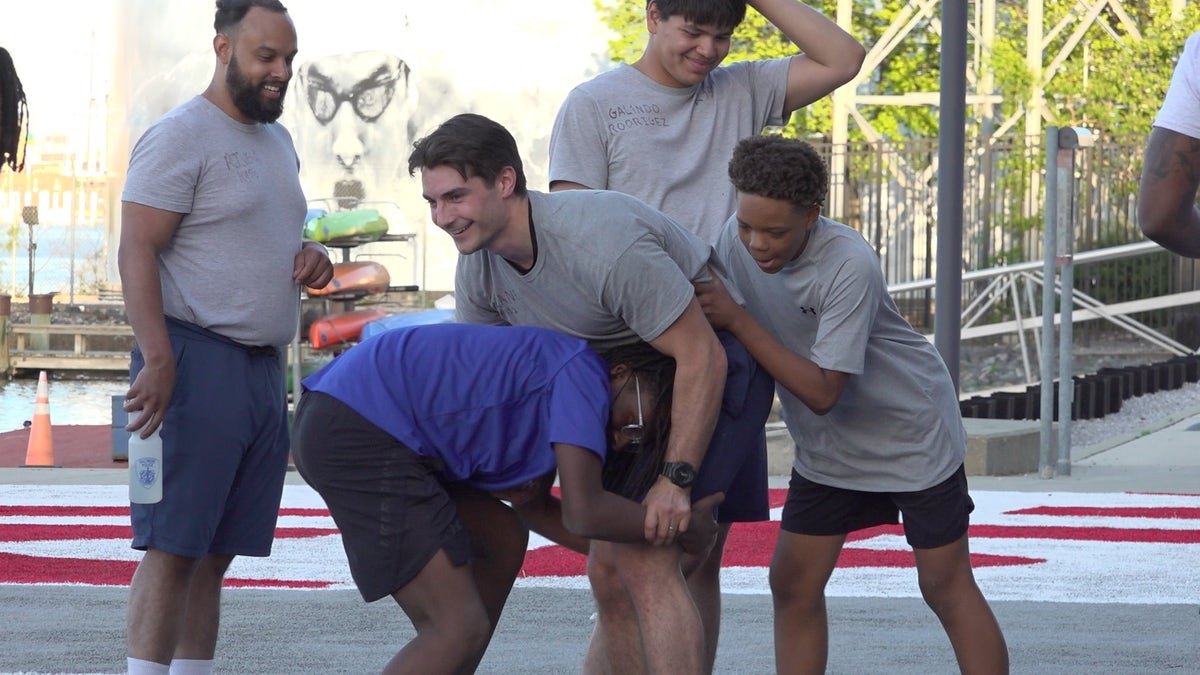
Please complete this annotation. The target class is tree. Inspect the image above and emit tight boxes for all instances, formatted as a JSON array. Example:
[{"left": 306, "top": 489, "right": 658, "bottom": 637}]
[{"left": 594, "top": 0, "right": 1200, "bottom": 141}]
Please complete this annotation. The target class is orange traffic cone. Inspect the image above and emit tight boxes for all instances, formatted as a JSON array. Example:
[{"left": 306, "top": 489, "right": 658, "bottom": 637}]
[{"left": 21, "top": 371, "right": 59, "bottom": 468}]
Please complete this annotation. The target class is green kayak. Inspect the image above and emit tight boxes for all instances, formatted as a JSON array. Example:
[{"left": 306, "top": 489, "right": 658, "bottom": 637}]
[{"left": 303, "top": 209, "right": 389, "bottom": 244}]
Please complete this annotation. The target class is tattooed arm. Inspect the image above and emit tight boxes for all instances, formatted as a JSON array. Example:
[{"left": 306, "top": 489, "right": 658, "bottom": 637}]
[{"left": 1138, "top": 127, "right": 1200, "bottom": 258}]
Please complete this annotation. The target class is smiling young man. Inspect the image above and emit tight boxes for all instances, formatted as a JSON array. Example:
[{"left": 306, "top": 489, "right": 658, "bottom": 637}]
[
  {"left": 119, "top": 1, "right": 332, "bottom": 673},
  {"left": 409, "top": 113, "right": 774, "bottom": 674},
  {"left": 549, "top": 0, "right": 863, "bottom": 244},
  {"left": 695, "top": 135, "right": 1009, "bottom": 674}
]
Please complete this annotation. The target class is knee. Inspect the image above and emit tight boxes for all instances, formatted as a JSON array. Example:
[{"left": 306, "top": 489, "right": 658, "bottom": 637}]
[
  {"left": 587, "top": 554, "right": 628, "bottom": 608},
  {"left": 769, "top": 565, "right": 823, "bottom": 614},
  {"left": 459, "top": 606, "right": 493, "bottom": 657}
]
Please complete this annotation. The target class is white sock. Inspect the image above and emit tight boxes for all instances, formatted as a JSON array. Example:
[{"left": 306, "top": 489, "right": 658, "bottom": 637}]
[
  {"left": 127, "top": 657, "right": 170, "bottom": 675},
  {"left": 169, "top": 659, "right": 215, "bottom": 675}
]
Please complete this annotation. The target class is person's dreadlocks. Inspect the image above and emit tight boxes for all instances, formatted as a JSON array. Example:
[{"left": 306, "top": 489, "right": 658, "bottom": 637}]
[
  {"left": 0, "top": 47, "right": 29, "bottom": 173},
  {"left": 597, "top": 341, "right": 677, "bottom": 499}
]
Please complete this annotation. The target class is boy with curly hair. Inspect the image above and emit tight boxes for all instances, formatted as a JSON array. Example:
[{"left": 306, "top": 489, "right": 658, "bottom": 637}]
[{"left": 695, "top": 135, "right": 1010, "bottom": 674}]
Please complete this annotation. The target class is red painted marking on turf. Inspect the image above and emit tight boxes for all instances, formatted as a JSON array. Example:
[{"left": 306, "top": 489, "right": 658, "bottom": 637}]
[
  {"left": 0, "top": 505, "right": 129, "bottom": 517},
  {"left": 0, "top": 552, "right": 334, "bottom": 588},
  {"left": 0, "top": 505, "right": 334, "bottom": 518},
  {"left": 520, "top": 521, "right": 1046, "bottom": 577},
  {"left": 0, "top": 524, "right": 338, "bottom": 543},
  {"left": 1007, "top": 506, "right": 1200, "bottom": 519},
  {"left": 969, "top": 524, "right": 1200, "bottom": 543}
]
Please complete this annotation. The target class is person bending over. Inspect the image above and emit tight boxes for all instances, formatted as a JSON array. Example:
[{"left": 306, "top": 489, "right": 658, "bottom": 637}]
[{"left": 291, "top": 323, "right": 722, "bottom": 674}]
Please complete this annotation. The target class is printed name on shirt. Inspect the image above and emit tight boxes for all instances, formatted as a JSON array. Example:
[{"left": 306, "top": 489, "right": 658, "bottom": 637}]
[{"left": 607, "top": 103, "right": 668, "bottom": 134}]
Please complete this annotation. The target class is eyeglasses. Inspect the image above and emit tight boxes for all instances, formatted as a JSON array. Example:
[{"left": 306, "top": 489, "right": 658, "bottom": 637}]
[
  {"left": 303, "top": 71, "right": 399, "bottom": 125},
  {"left": 619, "top": 375, "right": 645, "bottom": 445}
]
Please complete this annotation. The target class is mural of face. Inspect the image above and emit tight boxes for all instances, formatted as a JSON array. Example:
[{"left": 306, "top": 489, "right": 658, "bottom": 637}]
[{"left": 289, "top": 50, "right": 418, "bottom": 210}]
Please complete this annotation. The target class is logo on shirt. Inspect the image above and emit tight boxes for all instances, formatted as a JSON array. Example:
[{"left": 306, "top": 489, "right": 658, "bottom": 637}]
[
  {"left": 798, "top": 305, "right": 818, "bottom": 316},
  {"left": 224, "top": 150, "right": 259, "bottom": 183}
]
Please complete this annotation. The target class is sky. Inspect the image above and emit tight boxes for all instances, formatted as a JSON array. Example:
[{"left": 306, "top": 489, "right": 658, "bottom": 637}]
[
  {"left": 1, "top": 0, "right": 114, "bottom": 144},
  {"left": 1, "top": 0, "right": 611, "bottom": 150}
]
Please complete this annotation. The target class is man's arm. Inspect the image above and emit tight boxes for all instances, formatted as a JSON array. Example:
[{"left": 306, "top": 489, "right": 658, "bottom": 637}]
[
  {"left": 1138, "top": 127, "right": 1200, "bottom": 258},
  {"left": 749, "top": 0, "right": 865, "bottom": 116},
  {"left": 695, "top": 274, "right": 848, "bottom": 414},
  {"left": 512, "top": 444, "right": 721, "bottom": 553},
  {"left": 118, "top": 202, "right": 182, "bottom": 437},
  {"left": 643, "top": 299, "right": 726, "bottom": 542}
]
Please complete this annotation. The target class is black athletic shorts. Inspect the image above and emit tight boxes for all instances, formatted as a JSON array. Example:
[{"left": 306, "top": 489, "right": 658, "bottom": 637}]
[
  {"left": 779, "top": 464, "right": 974, "bottom": 549},
  {"left": 291, "top": 391, "right": 472, "bottom": 602}
]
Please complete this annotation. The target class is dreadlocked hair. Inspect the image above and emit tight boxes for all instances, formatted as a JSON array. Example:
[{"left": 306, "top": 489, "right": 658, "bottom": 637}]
[
  {"left": 597, "top": 341, "right": 677, "bottom": 500},
  {"left": 0, "top": 48, "right": 29, "bottom": 173}
]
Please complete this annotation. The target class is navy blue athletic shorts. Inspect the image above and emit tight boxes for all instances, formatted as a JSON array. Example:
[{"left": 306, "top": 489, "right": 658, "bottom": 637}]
[
  {"left": 129, "top": 318, "right": 290, "bottom": 558},
  {"left": 291, "top": 391, "right": 473, "bottom": 603},
  {"left": 692, "top": 331, "right": 775, "bottom": 523},
  {"left": 779, "top": 464, "right": 974, "bottom": 549}
]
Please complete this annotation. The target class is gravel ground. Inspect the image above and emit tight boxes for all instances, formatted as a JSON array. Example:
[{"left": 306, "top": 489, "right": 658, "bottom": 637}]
[{"left": 1069, "top": 380, "right": 1200, "bottom": 449}]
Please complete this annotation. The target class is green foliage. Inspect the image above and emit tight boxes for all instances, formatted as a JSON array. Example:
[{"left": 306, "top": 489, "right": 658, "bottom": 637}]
[
  {"left": 595, "top": 0, "right": 1200, "bottom": 140},
  {"left": 993, "top": 0, "right": 1200, "bottom": 135}
]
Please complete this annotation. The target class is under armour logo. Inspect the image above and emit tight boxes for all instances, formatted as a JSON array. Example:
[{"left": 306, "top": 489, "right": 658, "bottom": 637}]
[{"left": 798, "top": 306, "right": 818, "bottom": 315}]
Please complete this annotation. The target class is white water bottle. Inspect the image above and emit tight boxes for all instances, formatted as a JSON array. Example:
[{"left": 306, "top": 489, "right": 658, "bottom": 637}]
[{"left": 128, "top": 426, "right": 163, "bottom": 504}]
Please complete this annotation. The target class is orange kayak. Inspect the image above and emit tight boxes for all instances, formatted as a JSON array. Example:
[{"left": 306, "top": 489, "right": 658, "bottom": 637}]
[
  {"left": 308, "top": 308, "right": 389, "bottom": 349},
  {"left": 306, "top": 261, "right": 391, "bottom": 298}
]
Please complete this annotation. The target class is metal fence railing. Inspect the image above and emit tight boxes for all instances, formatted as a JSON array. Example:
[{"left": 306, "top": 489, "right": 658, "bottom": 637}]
[{"left": 808, "top": 133, "right": 1199, "bottom": 346}]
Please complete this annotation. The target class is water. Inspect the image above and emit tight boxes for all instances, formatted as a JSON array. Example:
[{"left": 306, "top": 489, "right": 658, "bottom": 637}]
[
  {"left": 0, "top": 224, "right": 106, "bottom": 297},
  {"left": 0, "top": 376, "right": 126, "bottom": 433}
]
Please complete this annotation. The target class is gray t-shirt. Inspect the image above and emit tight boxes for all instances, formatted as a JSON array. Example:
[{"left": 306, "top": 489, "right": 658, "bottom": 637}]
[
  {"left": 1154, "top": 31, "right": 1200, "bottom": 138},
  {"left": 122, "top": 96, "right": 307, "bottom": 347},
  {"left": 456, "top": 190, "right": 733, "bottom": 351},
  {"left": 549, "top": 60, "right": 790, "bottom": 243},
  {"left": 715, "top": 215, "right": 966, "bottom": 492}
]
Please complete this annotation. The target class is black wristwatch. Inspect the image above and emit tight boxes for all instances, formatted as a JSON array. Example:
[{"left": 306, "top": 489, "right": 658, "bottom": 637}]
[{"left": 661, "top": 461, "right": 697, "bottom": 489}]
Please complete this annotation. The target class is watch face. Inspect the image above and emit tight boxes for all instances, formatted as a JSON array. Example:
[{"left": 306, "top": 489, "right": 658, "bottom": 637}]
[{"left": 664, "top": 462, "right": 696, "bottom": 486}]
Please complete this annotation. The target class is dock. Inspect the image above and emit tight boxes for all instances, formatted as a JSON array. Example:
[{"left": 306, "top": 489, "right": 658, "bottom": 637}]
[{"left": 2, "top": 323, "right": 134, "bottom": 377}]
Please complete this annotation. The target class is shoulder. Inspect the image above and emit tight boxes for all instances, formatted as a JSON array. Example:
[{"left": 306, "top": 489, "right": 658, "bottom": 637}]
[
  {"left": 711, "top": 57, "right": 791, "bottom": 84},
  {"left": 815, "top": 220, "right": 882, "bottom": 275}
]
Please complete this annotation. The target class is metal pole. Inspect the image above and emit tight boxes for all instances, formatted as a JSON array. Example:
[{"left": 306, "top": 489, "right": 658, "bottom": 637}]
[
  {"left": 1039, "top": 127, "right": 1058, "bottom": 479},
  {"left": 935, "top": 0, "right": 968, "bottom": 390},
  {"left": 1056, "top": 141, "right": 1074, "bottom": 476},
  {"left": 1054, "top": 127, "right": 1094, "bottom": 475}
]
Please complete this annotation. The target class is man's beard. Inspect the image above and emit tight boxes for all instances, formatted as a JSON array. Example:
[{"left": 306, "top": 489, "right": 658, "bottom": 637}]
[{"left": 226, "top": 54, "right": 286, "bottom": 124}]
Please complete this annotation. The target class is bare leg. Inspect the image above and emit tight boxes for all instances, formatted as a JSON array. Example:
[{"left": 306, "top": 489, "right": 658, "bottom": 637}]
[
  {"left": 127, "top": 549, "right": 202, "bottom": 665},
  {"left": 449, "top": 485, "right": 529, "bottom": 630},
  {"left": 913, "top": 534, "right": 1009, "bottom": 674},
  {"left": 584, "top": 542, "right": 646, "bottom": 675},
  {"left": 612, "top": 542, "right": 705, "bottom": 675},
  {"left": 684, "top": 523, "right": 729, "bottom": 674},
  {"left": 386, "top": 549, "right": 493, "bottom": 675},
  {"left": 173, "top": 553, "right": 234, "bottom": 660},
  {"left": 769, "top": 531, "right": 845, "bottom": 675}
]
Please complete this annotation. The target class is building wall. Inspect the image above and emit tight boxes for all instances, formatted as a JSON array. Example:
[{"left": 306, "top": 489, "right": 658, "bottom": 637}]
[{"left": 107, "top": 0, "right": 613, "bottom": 292}]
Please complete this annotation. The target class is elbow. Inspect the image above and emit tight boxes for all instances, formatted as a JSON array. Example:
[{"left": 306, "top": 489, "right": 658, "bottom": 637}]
[
  {"left": 1137, "top": 206, "right": 1172, "bottom": 244},
  {"left": 842, "top": 44, "right": 867, "bottom": 83},
  {"left": 809, "top": 399, "right": 836, "bottom": 416}
]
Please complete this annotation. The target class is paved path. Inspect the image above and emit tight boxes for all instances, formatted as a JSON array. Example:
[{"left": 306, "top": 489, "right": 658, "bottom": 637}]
[{"left": 1, "top": 414, "right": 1198, "bottom": 674}]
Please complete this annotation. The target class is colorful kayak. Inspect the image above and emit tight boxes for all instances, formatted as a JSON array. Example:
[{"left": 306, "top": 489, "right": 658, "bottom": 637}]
[
  {"left": 308, "top": 308, "right": 389, "bottom": 349},
  {"left": 303, "top": 208, "right": 389, "bottom": 245},
  {"left": 306, "top": 261, "right": 391, "bottom": 299},
  {"left": 359, "top": 308, "right": 456, "bottom": 341}
]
